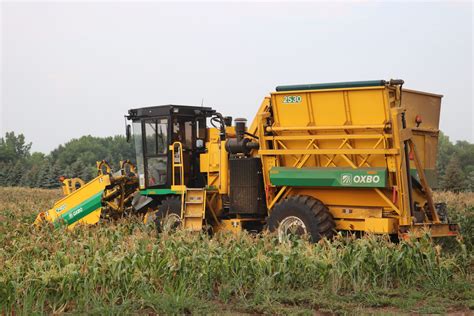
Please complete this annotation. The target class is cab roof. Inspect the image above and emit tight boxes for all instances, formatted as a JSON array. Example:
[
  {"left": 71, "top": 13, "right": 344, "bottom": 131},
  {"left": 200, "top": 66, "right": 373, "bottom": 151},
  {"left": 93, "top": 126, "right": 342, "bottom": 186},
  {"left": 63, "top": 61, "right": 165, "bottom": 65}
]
[{"left": 127, "top": 105, "right": 215, "bottom": 120}]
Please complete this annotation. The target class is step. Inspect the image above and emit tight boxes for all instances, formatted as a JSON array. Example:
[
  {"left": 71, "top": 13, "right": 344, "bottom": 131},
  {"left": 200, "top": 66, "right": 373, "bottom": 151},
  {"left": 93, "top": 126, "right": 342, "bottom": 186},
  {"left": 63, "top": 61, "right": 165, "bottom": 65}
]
[{"left": 182, "top": 188, "right": 206, "bottom": 231}]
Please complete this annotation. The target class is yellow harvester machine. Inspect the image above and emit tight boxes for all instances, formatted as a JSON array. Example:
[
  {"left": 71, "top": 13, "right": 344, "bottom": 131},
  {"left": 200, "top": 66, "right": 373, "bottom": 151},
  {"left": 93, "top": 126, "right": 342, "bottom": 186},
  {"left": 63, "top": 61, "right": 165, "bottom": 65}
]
[{"left": 35, "top": 79, "right": 458, "bottom": 241}]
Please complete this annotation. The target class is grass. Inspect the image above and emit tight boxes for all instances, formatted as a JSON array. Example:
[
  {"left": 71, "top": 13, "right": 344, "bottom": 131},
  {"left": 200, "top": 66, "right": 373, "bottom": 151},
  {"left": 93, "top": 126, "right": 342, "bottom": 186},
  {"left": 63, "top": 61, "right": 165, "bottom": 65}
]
[{"left": 0, "top": 187, "right": 472, "bottom": 314}]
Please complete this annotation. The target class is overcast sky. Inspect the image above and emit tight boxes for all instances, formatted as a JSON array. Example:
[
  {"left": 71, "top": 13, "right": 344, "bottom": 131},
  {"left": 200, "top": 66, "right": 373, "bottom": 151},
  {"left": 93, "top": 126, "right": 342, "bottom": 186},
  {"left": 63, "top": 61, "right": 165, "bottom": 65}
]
[{"left": 1, "top": 1, "right": 473, "bottom": 153}]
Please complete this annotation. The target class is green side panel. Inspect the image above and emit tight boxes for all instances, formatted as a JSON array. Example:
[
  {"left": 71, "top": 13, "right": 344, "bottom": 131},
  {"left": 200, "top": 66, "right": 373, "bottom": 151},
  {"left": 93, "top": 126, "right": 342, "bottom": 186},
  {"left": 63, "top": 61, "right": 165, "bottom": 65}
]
[
  {"left": 275, "top": 80, "right": 386, "bottom": 92},
  {"left": 140, "top": 188, "right": 179, "bottom": 196},
  {"left": 55, "top": 191, "right": 103, "bottom": 227},
  {"left": 269, "top": 167, "right": 387, "bottom": 188}
]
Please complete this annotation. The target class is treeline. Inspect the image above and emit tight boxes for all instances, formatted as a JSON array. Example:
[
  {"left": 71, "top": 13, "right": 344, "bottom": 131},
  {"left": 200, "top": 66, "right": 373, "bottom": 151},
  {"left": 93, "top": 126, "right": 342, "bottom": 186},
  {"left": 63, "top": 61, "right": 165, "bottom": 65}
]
[
  {"left": 437, "top": 132, "right": 474, "bottom": 192},
  {"left": 0, "top": 131, "right": 473, "bottom": 191},
  {"left": 0, "top": 132, "right": 135, "bottom": 188}
]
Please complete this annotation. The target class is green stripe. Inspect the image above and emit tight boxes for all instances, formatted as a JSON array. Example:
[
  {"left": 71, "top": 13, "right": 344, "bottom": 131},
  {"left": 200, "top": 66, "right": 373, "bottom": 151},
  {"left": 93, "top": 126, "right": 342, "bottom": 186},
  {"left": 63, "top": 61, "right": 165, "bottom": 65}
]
[
  {"left": 275, "top": 80, "right": 386, "bottom": 92},
  {"left": 140, "top": 188, "right": 179, "bottom": 196},
  {"left": 55, "top": 191, "right": 103, "bottom": 227},
  {"left": 269, "top": 167, "right": 387, "bottom": 188}
]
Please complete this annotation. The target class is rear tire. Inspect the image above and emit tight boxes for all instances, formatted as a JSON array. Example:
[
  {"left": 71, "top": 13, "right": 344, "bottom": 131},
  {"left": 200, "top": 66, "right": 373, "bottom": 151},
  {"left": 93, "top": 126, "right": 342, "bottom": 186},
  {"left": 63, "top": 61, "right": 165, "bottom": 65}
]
[
  {"left": 267, "top": 195, "right": 335, "bottom": 242},
  {"left": 155, "top": 196, "right": 182, "bottom": 233}
]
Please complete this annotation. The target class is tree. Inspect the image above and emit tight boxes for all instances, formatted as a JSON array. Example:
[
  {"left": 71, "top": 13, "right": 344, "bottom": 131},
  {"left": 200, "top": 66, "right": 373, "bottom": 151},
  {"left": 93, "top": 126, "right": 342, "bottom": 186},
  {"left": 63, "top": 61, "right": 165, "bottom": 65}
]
[
  {"left": 18, "top": 152, "right": 46, "bottom": 187},
  {"left": 6, "top": 160, "right": 27, "bottom": 186},
  {"left": 436, "top": 132, "right": 455, "bottom": 178},
  {"left": 20, "top": 165, "right": 39, "bottom": 187},
  {"left": 0, "top": 162, "right": 9, "bottom": 186},
  {"left": 440, "top": 155, "right": 466, "bottom": 192},
  {"left": 36, "top": 160, "right": 59, "bottom": 189},
  {"left": 467, "top": 171, "right": 474, "bottom": 192},
  {"left": 0, "top": 132, "right": 31, "bottom": 163},
  {"left": 0, "top": 132, "right": 137, "bottom": 188},
  {"left": 69, "top": 160, "right": 94, "bottom": 181}
]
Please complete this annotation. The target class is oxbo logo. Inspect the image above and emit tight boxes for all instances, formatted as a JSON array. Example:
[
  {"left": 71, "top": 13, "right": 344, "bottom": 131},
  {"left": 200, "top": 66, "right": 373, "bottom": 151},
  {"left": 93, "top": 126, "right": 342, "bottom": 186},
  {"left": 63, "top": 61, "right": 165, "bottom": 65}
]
[
  {"left": 341, "top": 174, "right": 352, "bottom": 185},
  {"left": 56, "top": 204, "right": 66, "bottom": 213},
  {"left": 354, "top": 175, "right": 380, "bottom": 184},
  {"left": 341, "top": 173, "right": 381, "bottom": 185},
  {"left": 69, "top": 207, "right": 83, "bottom": 220}
]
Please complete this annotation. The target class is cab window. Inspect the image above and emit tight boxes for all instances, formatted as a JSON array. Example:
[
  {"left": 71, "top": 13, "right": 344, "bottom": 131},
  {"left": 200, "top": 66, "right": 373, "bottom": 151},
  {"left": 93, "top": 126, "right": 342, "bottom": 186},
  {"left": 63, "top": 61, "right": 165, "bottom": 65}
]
[
  {"left": 144, "top": 118, "right": 168, "bottom": 186},
  {"left": 145, "top": 119, "right": 168, "bottom": 155}
]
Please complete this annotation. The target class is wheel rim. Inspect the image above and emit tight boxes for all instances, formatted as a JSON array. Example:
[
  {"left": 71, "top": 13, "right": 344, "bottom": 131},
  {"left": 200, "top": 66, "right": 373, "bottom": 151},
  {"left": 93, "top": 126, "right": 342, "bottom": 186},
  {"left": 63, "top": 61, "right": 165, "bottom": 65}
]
[
  {"left": 162, "top": 213, "right": 181, "bottom": 231},
  {"left": 277, "top": 216, "right": 307, "bottom": 242}
]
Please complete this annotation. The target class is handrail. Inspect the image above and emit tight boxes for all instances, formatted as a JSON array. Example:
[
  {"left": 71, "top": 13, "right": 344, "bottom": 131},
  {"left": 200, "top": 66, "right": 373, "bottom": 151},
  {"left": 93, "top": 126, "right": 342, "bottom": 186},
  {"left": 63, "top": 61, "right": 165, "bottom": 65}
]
[
  {"left": 265, "top": 134, "right": 392, "bottom": 141},
  {"left": 266, "top": 124, "right": 387, "bottom": 132},
  {"left": 170, "top": 141, "right": 184, "bottom": 187},
  {"left": 258, "top": 148, "right": 398, "bottom": 155}
]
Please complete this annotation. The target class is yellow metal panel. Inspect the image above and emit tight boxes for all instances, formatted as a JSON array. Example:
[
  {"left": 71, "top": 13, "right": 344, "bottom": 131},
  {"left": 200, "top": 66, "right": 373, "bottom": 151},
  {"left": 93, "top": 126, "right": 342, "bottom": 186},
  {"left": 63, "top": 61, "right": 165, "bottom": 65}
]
[
  {"left": 79, "top": 209, "right": 102, "bottom": 226},
  {"left": 207, "top": 128, "right": 220, "bottom": 141},
  {"left": 272, "top": 94, "right": 311, "bottom": 127},
  {"left": 330, "top": 207, "right": 382, "bottom": 220},
  {"left": 335, "top": 219, "right": 365, "bottom": 231},
  {"left": 347, "top": 89, "right": 388, "bottom": 125},
  {"left": 214, "top": 219, "right": 243, "bottom": 234},
  {"left": 402, "top": 89, "right": 441, "bottom": 171},
  {"left": 294, "top": 188, "right": 392, "bottom": 208},
  {"left": 248, "top": 97, "right": 271, "bottom": 135},
  {"left": 199, "top": 153, "right": 209, "bottom": 172},
  {"left": 335, "top": 218, "right": 398, "bottom": 234},
  {"left": 386, "top": 156, "right": 397, "bottom": 172},
  {"left": 184, "top": 218, "right": 204, "bottom": 231},
  {"left": 310, "top": 91, "right": 347, "bottom": 126},
  {"left": 403, "top": 89, "right": 441, "bottom": 131},
  {"left": 219, "top": 140, "right": 229, "bottom": 194},
  {"left": 208, "top": 143, "right": 220, "bottom": 172},
  {"left": 171, "top": 185, "right": 186, "bottom": 193},
  {"left": 365, "top": 218, "right": 398, "bottom": 234},
  {"left": 399, "top": 223, "right": 458, "bottom": 238}
]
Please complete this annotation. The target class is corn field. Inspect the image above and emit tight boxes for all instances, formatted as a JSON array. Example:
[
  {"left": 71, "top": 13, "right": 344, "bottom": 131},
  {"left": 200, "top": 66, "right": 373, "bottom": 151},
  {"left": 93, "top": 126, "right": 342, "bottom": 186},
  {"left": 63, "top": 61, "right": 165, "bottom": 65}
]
[{"left": 0, "top": 188, "right": 472, "bottom": 314}]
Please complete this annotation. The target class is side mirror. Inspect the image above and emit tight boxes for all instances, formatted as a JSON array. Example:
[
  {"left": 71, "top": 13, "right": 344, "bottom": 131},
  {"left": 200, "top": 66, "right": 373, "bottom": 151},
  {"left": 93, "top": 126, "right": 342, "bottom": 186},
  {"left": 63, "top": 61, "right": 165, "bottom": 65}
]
[
  {"left": 196, "top": 139, "right": 204, "bottom": 148},
  {"left": 126, "top": 124, "right": 131, "bottom": 142}
]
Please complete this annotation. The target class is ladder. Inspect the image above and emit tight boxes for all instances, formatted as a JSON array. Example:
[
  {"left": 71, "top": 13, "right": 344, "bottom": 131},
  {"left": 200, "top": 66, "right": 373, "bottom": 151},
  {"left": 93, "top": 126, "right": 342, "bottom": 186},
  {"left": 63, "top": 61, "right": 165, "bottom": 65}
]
[
  {"left": 170, "top": 142, "right": 185, "bottom": 192},
  {"left": 181, "top": 188, "right": 206, "bottom": 231}
]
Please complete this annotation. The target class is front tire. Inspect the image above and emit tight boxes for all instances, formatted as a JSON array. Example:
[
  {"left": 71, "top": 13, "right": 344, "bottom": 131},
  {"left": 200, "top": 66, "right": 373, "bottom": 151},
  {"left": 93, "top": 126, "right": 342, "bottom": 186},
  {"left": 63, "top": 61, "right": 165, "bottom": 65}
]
[
  {"left": 267, "top": 195, "right": 335, "bottom": 242},
  {"left": 155, "top": 196, "right": 182, "bottom": 233}
]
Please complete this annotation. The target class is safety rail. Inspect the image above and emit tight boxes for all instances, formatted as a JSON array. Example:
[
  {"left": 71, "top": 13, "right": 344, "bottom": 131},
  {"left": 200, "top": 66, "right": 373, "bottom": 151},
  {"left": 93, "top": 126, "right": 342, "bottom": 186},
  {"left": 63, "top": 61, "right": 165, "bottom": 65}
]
[
  {"left": 266, "top": 124, "right": 388, "bottom": 132},
  {"left": 170, "top": 142, "right": 185, "bottom": 190}
]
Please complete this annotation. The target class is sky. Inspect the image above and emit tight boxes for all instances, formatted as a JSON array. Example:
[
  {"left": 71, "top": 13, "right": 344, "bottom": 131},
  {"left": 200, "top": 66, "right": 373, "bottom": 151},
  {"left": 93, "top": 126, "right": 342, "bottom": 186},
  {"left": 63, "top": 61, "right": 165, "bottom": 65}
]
[{"left": 1, "top": 1, "right": 473, "bottom": 153}]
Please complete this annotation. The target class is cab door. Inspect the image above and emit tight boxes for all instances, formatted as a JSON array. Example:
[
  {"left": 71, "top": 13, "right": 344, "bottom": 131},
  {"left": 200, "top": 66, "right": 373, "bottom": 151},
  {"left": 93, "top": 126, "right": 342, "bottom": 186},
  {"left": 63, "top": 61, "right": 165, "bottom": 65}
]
[{"left": 143, "top": 118, "right": 170, "bottom": 188}]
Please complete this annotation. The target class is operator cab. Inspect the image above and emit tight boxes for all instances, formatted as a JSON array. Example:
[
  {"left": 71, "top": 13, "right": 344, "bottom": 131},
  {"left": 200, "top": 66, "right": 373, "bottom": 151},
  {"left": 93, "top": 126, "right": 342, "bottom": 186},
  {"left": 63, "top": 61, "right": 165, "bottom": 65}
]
[{"left": 126, "top": 105, "right": 215, "bottom": 190}]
